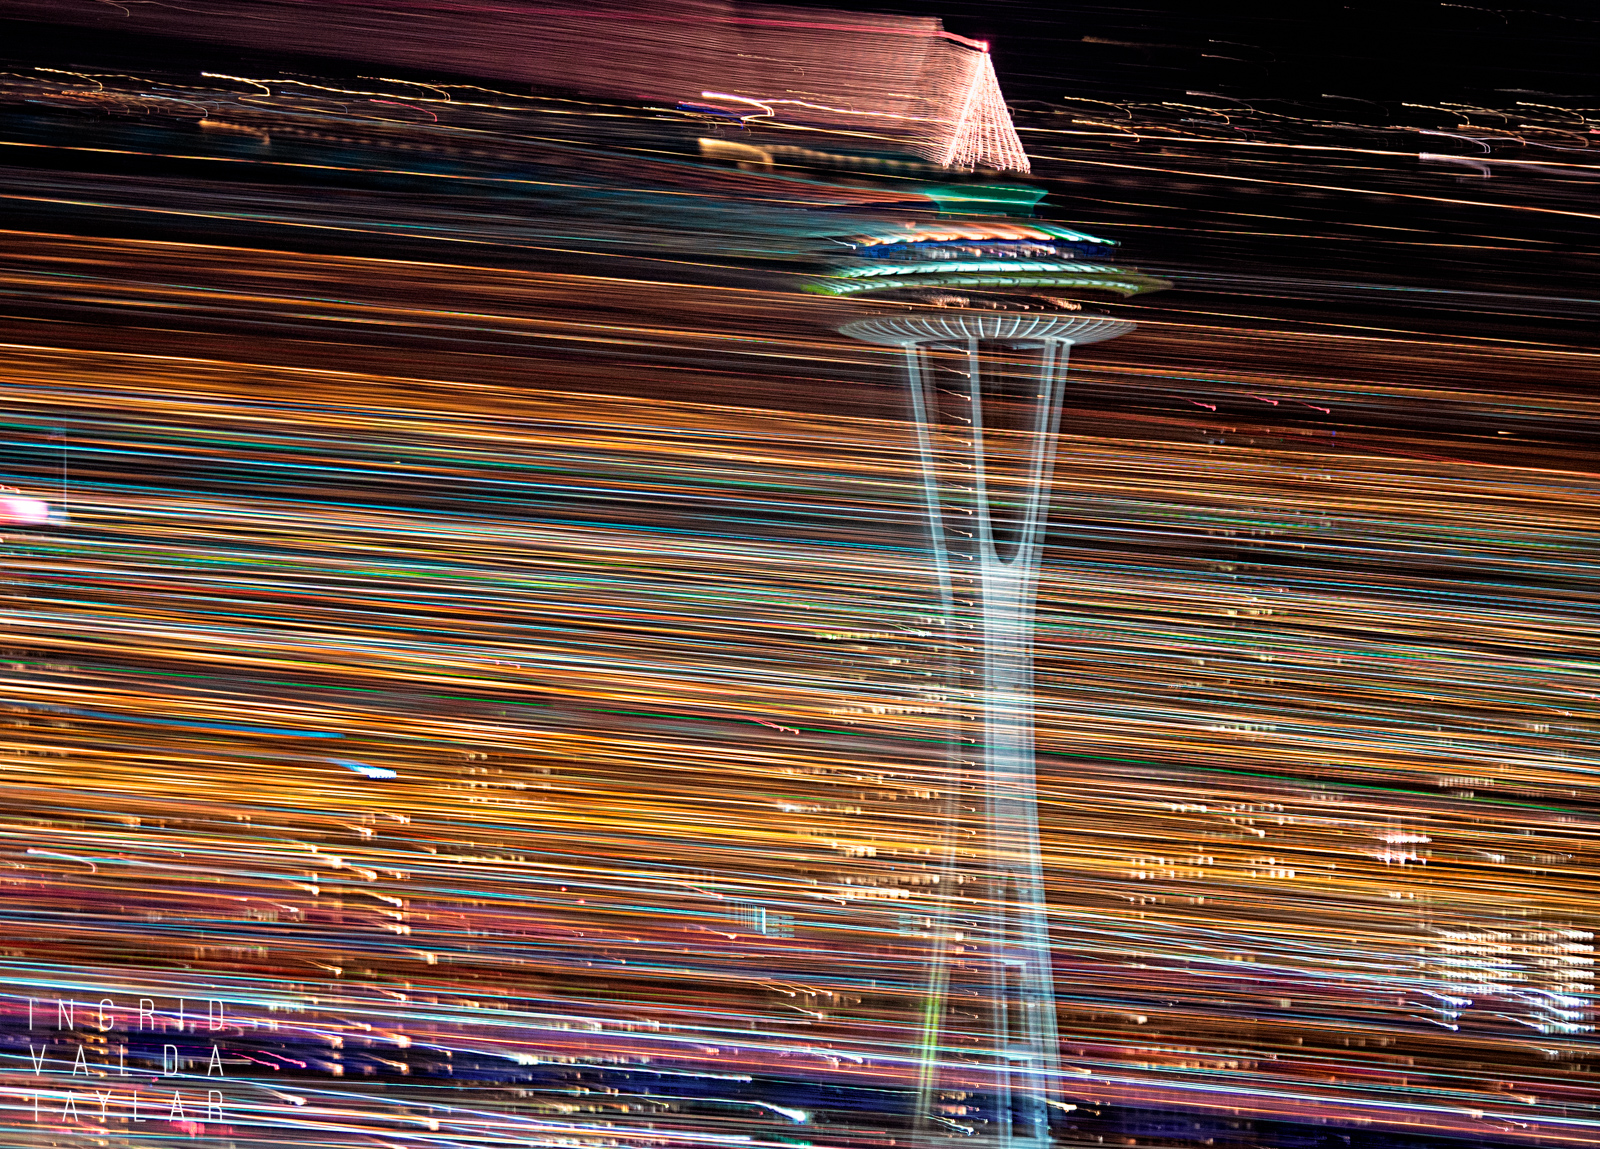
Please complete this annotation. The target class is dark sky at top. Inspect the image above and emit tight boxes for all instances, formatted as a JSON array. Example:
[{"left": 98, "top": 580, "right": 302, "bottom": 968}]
[{"left": 789, "top": 0, "right": 1600, "bottom": 106}]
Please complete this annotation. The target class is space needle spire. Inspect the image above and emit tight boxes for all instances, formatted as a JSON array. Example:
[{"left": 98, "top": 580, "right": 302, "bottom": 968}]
[{"left": 813, "top": 193, "right": 1168, "bottom": 1146}]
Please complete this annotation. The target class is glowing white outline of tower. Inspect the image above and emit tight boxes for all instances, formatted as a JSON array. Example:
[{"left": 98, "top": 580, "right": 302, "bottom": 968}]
[{"left": 840, "top": 311, "right": 1135, "bottom": 1147}]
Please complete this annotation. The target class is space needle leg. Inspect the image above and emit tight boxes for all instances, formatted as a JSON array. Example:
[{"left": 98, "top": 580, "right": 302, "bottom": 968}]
[{"left": 903, "top": 345, "right": 964, "bottom": 1143}]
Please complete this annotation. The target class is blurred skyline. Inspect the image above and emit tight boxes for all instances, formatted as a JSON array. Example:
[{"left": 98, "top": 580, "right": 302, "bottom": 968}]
[{"left": 0, "top": 0, "right": 1596, "bottom": 1145}]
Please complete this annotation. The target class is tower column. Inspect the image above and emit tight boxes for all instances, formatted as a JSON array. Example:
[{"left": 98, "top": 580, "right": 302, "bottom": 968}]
[{"left": 841, "top": 313, "right": 1134, "bottom": 1147}]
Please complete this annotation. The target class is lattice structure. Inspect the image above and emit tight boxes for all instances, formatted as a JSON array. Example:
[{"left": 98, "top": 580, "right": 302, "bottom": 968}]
[
  {"left": 699, "top": 21, "right": 1031, "bottom": 173},
  {"left": 930, "top": 42, "right": 1032, "bottom": 174},
  {"left": 0, "top": 0, "right": 1033, "bottom": 172}
]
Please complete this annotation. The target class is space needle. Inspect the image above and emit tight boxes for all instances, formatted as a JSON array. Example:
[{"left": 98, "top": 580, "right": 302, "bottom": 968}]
[{"left": 812, "top": 200, "right": 1168, "bottom": 1145}]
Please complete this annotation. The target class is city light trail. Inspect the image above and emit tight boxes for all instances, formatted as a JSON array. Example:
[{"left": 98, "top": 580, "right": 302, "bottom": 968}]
[{"left": 0, "top": 291, "right": 1594, "bottom": 1140}]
